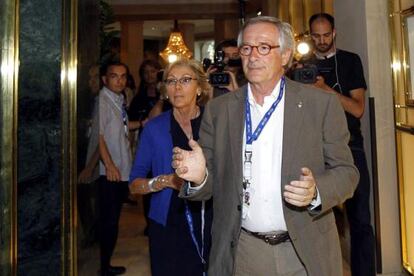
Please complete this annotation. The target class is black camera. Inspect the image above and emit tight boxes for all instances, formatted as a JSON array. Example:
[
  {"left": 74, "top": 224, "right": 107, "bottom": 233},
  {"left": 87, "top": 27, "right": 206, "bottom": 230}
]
[
  {"left": 203, "top": 50, "right": 230, "bottom": 87},
  {"left": 292, "top": 64, "right": 318, "bottom": 84}
]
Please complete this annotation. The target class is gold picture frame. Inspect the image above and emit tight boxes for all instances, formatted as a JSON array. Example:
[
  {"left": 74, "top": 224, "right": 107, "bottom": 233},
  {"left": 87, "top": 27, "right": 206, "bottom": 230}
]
[{"left": 402, "top": 6, "right": 414, "bottom": 107}]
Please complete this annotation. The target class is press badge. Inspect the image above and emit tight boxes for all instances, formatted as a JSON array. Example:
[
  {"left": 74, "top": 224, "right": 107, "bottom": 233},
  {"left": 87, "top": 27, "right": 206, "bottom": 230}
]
[{"left": 242, "top": 186, "right": 255, "bottom": 220}]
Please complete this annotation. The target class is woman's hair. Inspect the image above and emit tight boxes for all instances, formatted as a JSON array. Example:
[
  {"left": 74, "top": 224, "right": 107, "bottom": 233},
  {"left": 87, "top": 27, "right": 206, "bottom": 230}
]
[
  {"left": 237, "top": 16, "right": 295, "bottom": 68},
  {"left": 138, "top": 59, "right": 162, "bottom": 81},
  {"left": 160, "top": 59, "right": 212, "bottom": 106}
]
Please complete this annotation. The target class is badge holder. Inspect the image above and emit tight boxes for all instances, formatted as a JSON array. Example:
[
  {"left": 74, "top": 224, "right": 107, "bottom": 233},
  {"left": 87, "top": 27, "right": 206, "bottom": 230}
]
[{"left": 242, "top": 145, "right": 254, "bottom": 220}]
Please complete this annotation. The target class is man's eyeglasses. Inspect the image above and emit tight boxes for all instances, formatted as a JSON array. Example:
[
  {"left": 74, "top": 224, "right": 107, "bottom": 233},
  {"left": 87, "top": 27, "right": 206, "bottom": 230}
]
[
  {"left": 239, "top": 44, "right": 280, "bottom": 56},
  {"left": 164, "top": 77, "right": 197, "bottom": 87}
]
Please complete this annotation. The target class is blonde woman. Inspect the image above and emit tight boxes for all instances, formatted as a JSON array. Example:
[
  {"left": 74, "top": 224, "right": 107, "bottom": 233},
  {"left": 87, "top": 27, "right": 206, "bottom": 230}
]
[{"left": 129, "top": 59, "right": 212, "bottom": 276}]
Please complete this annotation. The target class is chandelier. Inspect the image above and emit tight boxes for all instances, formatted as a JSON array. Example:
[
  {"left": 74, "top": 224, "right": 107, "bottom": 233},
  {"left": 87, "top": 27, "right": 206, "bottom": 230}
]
[{"left": 159, "top": 20, "right": 193, "bottom": 63}]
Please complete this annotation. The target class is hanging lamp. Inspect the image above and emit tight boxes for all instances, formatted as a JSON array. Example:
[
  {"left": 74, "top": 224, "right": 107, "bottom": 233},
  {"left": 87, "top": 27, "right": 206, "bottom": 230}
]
[{"left": 159, "top": 20, "right": 193, "bottom": 63}]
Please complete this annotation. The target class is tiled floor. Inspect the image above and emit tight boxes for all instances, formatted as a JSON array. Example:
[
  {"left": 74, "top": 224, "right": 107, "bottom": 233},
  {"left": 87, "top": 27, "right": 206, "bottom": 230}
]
[
  {"left": 79, "top": 196, "right": 351, "bottom": 276},
  {"left": 112, "top": 201, "right": 151, "bottom": 276},
  {"left": 77, "top": 197, "right": 150, "bottom": 276}
]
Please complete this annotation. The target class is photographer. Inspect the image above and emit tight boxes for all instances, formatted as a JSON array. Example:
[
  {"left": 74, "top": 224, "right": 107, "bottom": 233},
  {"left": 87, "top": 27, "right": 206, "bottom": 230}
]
[
  {"left": 306, "top": 13, "right": 375, "bottom": 276},
  {"left": 205, "top": 39, "right": 246, "bottom": 97}
]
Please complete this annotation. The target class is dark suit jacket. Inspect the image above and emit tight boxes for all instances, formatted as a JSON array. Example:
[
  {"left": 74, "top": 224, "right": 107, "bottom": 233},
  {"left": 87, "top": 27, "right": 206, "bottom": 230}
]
[{"left": 181, "top": 78, "right": 359, "bottom": 276}]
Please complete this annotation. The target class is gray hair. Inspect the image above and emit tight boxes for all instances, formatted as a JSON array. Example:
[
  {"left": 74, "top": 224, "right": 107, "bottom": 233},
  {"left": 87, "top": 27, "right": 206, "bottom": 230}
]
[{"left": 237, "top": 16, "right": 295, "bottom": 67}]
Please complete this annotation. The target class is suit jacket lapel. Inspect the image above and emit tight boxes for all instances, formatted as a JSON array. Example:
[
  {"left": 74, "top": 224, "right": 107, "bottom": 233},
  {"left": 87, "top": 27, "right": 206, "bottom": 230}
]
[
  {"left": 281, "top": 79, "right": 305, "bottom": 188},
  {"left": 227, "top": 88, "right": 246, "bottom": 198}
]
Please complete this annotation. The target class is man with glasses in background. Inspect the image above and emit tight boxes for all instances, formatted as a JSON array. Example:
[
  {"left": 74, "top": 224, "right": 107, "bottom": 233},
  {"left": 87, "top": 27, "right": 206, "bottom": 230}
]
[{"left": 172, "top": 16, "right": 359, "bottom": 276}]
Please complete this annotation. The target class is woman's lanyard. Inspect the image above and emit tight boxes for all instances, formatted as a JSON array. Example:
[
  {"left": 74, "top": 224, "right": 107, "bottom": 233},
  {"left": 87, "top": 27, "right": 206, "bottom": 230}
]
[
  {"left": 243, "top": 77, "right": 285, "bottom": 210},
  {"left": 184, "top": 200, "right": 207, "bottom": 275}
]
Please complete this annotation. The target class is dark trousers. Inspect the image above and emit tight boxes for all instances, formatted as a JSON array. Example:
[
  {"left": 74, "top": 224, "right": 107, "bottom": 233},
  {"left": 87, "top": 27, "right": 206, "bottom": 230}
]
[
  {"left": 346, "top": 147, "right": 376, "bottom": 276},
  {"left": 98, "top": 176, "right": 128, "bottom": 270},
  {"left": 77, "top": 180, "right": 99, "bottom": 247}
]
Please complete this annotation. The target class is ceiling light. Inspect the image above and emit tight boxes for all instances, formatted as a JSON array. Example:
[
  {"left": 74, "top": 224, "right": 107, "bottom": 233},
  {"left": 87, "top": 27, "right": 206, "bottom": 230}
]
[{"left": 159, "top": 20, "right": 193, "bottom": 63}]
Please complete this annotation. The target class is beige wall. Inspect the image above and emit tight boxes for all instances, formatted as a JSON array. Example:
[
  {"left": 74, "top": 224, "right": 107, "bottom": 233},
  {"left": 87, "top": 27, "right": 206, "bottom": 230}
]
[
  {"left": 120, "top": 20, "right": 143, "bottom": 86},
  {"left": 335, "top": 0, "right": 403, "bottom": 275}
]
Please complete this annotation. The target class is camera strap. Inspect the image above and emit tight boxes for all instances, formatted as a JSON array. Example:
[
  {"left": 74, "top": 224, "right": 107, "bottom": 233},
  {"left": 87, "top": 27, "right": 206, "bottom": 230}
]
[{"left": 242, "top": 77, "right": 285, "bottom": 217}]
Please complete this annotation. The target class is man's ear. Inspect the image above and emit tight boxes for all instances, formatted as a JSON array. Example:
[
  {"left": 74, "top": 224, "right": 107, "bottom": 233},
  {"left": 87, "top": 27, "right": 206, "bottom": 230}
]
[
  {"left": 281, "top": 49, "right": 292, "bottom": 67},
  {"left": 332, "top": 29, "right": 336, "bottom": 39},
  {"left": 102, "top": 76, "right": 107, "bottom": 86}
]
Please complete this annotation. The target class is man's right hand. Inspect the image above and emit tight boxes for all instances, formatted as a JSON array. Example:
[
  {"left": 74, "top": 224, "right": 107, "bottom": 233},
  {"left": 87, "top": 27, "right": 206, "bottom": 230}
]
[
  {"left": 172, "top": 139, "right": 206, "bottom": 185},
  {"left": 106, "top": 164, "right": 121, "bottom": 182}
]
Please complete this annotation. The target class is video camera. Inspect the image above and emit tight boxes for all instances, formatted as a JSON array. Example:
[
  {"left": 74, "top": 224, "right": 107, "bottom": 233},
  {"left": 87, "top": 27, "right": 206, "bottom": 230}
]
[
  {"left": 203, "top": 50, "right": 230, "bottom": 87},
  {"left": 291, "top": 64, "right": 318, "bottom": 84}
]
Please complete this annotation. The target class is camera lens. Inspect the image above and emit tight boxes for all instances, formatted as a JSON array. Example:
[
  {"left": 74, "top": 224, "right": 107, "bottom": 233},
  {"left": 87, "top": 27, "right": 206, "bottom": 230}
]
[{"left": 303, "top": 70, "right": 313, "bottom": 79}]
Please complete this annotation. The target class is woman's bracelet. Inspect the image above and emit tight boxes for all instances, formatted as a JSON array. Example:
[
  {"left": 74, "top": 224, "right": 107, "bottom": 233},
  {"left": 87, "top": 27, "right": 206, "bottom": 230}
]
[
  {"left": 148, "top": 177, "right": 157, "bottom": 192},
  {"left": 148, "top": 175, "right": 169, "bottom": 192}
]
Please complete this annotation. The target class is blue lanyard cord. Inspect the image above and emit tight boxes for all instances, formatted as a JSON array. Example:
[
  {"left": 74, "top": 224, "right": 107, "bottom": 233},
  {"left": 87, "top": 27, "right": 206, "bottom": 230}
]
[
  {"left": 184, "top": 200, "right": 207, "bottom": 275},
  {"left": 245, "top": 77, "right": 285, "bottom": 145},
  {"left": 122, "top": 102, "right": 128, "bottom": 137},
  {"left": 103, "top": 89, "right": 129, "bottom": 138}
]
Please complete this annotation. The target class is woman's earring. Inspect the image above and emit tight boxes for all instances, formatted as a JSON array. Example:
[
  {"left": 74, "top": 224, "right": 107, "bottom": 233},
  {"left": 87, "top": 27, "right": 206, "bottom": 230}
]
[{"left": 197, "top": 89, "right": 201, "bottom": 96}]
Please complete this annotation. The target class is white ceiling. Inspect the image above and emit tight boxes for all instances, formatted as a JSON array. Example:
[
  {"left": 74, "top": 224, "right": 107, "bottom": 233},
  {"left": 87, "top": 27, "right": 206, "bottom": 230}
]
[{"left": 106, "top": 0, "right": 245, "bottom": 39}]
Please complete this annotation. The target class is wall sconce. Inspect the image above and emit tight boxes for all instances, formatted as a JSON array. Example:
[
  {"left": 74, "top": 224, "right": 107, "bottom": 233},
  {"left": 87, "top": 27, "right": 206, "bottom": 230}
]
[{"left": 159, "top": 20, "right": 193, "bottom": 63}]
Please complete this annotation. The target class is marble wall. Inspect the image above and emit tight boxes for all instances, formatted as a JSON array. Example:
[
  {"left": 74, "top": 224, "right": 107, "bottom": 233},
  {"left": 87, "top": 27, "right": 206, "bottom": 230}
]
[{"left": 17, "top": 0, "right": 62, "bottom": 274}]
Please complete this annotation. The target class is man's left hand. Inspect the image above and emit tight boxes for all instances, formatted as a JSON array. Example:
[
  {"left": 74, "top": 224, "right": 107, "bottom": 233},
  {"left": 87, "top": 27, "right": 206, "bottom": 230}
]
[
  {"left": 283, "top": 167, "right": 317, "bottom": 207},
  {"left": 313, "top": 76, "right": 335, "bottom": 94}
]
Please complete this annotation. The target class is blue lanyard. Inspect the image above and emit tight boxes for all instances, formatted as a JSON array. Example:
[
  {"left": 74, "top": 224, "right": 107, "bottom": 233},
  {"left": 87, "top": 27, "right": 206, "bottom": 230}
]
[
  {"left": 122, "top": 101, "right": 128, "bottom": 137},
  {"left": 104, "top": 88, "right": 129, "bottom": 138},
  {"left": 245, "top": 77, "right": 285, "bottom": 145},
  {"left": 184, "top": 200, "right": 207, "bottom": 275}
]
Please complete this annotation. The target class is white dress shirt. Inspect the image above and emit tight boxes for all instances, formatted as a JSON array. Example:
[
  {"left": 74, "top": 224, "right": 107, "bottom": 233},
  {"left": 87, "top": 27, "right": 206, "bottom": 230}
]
[
  {"left": 188, "top": 79, "right": 320, "bottom": 231},
  {"left": 241, "top": 79, "right": 287, "bottom": 233}
]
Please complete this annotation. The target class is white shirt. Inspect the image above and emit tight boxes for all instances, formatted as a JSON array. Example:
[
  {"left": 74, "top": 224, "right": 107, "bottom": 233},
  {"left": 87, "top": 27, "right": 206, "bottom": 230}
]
[
  {"left": 241, "top": 79, "right": 287, "bottom": 233},
  {"left": 188, "top": 79, "right": 320, "bottom": 230},
  {"left": 99, "top": 87, "right": 132, "bottom": 181}
]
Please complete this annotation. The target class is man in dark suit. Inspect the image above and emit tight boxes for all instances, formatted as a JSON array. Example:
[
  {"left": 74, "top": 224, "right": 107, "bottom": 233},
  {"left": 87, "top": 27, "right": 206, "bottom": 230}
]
[{"left": 173, "top": 16, "right": 359, "bottom": 276}]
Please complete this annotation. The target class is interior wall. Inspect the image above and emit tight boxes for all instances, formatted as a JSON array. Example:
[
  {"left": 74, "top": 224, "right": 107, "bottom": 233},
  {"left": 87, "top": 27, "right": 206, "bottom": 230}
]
[
  {"left": 335, "top": 0, "right": 402, "bottom": 275},
  {"left": 76, "top": 0, "right": 101, "bottom": 274}
]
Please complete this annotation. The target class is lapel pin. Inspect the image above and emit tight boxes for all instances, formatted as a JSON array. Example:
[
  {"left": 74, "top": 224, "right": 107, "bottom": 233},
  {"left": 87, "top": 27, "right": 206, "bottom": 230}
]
[{"left": 297, "top": 101, "right": 303, "bottom": 108}]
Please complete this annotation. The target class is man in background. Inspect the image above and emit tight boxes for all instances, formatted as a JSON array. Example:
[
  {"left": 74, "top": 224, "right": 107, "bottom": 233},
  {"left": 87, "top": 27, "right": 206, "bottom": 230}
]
[
  {"left": 209, "top": 39, "right": 247, "bottom": 97},
  {"left": 308, "top": 12, "right": 376, "bottom": 276},
  {"left": 99, "top": 62, "right": 132, "bottom": 276}
]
